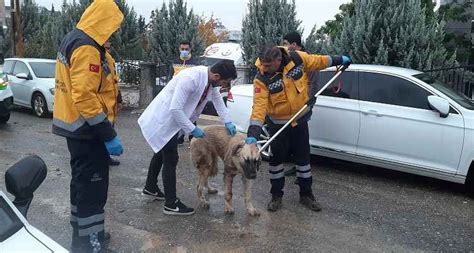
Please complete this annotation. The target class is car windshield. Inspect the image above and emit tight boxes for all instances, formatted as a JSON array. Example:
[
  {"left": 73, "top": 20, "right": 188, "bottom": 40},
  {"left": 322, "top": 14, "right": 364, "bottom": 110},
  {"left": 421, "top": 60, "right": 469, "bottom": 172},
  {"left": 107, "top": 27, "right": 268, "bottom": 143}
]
[
  {"left": 201, "top": 57, "right": 224, "bottom": 66},
  {"left": 0, "top": 196, "right": 23, "bottom": 242},
  {"left": 413, "top": 73, "right": 474, "bottom": 110},
  {"left": 29, "top": 62, "right": 56, "bottom": 78}
]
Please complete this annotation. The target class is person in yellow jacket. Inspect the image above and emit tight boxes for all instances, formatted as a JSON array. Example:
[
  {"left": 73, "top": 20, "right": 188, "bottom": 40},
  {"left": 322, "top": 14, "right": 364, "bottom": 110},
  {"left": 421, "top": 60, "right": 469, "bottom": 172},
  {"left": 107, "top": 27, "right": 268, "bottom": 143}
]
[
  {"left": 52, "top": 1, "right": 124, "bottom": 252},
  {"left": 245, "top": 45, "right": 351, "bottom": 213}
]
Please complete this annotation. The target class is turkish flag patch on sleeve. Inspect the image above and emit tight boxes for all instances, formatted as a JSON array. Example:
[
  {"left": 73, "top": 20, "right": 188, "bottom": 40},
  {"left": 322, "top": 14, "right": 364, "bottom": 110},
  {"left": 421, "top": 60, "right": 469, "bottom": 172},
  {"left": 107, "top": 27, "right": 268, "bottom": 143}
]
[
  {"left": 255, "top": 87, "right": 261, "bottom": 93},
  {"left": 89, "top": 64, "right": 100, "bottom": 73}
]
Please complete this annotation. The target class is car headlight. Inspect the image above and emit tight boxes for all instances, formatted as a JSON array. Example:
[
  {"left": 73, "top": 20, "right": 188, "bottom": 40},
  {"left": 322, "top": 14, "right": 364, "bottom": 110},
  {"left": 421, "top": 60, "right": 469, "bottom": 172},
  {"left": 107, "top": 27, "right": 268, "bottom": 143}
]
[
  {"left": 49, "top": 88, "right": 55, "bottom": 95},
  {"left": 0, "top": 80, "right": 8, "bottom": 90},
  {"left": 0, "top": 75, "right": 8, "bottom": 90}
]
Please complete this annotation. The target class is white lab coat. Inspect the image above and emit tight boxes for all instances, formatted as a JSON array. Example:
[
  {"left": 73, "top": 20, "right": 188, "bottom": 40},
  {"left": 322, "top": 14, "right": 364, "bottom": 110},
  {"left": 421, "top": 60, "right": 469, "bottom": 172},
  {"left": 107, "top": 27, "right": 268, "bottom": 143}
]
[{"left": 138, "top": 66, "right": 231, "bottom": 153}]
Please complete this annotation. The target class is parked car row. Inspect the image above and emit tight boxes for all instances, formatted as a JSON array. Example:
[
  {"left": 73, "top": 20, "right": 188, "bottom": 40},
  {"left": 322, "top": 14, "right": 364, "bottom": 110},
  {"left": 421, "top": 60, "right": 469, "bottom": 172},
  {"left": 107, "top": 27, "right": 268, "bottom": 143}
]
[{"left": 228, "top": 64, "right": 474, "bottom": 194}]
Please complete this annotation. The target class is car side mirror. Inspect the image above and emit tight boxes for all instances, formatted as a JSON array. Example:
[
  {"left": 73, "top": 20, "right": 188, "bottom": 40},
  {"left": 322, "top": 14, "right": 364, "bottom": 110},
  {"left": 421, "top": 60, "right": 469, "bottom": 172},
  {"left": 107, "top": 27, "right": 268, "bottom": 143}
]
[
  {"left": 5, "top": 155, "right": 47, "bottom": 218},
  {"left": 428, "top": 95, "right": 449, "bottom": 118},
  {"left": 16, "top": 73, "right": 30, "bottom": 80}
]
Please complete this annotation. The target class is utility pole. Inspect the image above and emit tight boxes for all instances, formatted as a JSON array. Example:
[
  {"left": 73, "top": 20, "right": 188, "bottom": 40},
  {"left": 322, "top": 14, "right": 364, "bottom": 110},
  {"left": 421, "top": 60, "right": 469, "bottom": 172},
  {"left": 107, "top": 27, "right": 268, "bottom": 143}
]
[
  {"left": 9, "top": 0, "right": 14, "bottom": 56},
  {"left": 13, "top": 0, "right": 23, "bottom": 57}
]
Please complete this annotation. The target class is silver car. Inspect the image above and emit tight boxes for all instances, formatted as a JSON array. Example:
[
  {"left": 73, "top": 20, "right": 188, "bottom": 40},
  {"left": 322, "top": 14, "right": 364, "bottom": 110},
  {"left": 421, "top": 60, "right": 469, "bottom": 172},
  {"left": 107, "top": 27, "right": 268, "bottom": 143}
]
[
  {"left": 3, "top": 58, "right": 56, "bottom": 117},
  {"left": 227, "top": 64, "right": 474, "bottom": 194}
]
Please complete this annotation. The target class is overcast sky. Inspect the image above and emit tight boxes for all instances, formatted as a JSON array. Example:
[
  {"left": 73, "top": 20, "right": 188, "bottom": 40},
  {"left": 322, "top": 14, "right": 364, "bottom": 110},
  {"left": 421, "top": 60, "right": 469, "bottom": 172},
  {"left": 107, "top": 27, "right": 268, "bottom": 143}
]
[{"left": 27, "top": 0, "right": 350, "bottom": 38}]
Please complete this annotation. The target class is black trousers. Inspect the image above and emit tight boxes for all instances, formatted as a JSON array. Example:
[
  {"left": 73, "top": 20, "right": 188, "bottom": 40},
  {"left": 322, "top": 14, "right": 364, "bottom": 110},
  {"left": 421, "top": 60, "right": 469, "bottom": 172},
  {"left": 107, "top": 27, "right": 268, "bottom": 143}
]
[
  {"left": 67, "top": 138, "right": 109, "bottom": 252},
  {"left": 145, "top": 134, "right": 179, "bottom": 204},
  {"left": 268, "top": 121, "right": 313, "bottom": 197}
]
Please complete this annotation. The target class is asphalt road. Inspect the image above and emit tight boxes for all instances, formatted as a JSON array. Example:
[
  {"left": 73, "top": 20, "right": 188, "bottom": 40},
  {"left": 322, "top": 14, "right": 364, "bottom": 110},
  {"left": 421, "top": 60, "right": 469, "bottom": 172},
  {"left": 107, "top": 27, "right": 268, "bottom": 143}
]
[{"left": 0, "top": 108, "right": 473, "bottom": 252}]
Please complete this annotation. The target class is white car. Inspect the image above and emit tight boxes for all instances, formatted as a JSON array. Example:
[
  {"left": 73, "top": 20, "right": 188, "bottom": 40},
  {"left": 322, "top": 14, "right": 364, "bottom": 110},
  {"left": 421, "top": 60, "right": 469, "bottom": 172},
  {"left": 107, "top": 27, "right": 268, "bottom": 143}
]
[
  {"left": 0, "top": 191, "right": 67, "bottom": 252},
  {"left": 228, "top": 64, "right": 474, "bottom": 194},
  {"left": 0, "top": 70, "right": 13, "bottom": 123},
  {"left": 0, "top": 155, "right": 67, "bottom": 252},
  {"left": 3, "top": 58, "right": 56, "bottom": 117}
]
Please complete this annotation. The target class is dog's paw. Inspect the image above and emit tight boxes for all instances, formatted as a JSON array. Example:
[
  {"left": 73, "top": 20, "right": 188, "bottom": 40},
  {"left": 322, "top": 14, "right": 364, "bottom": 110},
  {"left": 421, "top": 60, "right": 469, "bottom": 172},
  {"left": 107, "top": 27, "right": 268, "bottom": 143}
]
[
  {"left": 247, "top": 207, "right": 261, "bottom": 217},
  {"left": 207, "top": 188, "right": 218, "bottom": 194},
  {"left": 224, "top": 207, "right": 235, "bottom": 215},
  {"left": 200, "top": 202, "right": 210, "bottom": 209}
]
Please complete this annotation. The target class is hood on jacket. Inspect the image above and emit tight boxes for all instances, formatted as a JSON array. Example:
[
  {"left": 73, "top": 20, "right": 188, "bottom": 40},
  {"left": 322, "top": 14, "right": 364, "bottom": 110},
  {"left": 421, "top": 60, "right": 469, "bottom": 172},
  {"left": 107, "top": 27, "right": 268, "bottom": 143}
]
[{"left": 76, "top": 0, "right": 124, "bottom": 46}]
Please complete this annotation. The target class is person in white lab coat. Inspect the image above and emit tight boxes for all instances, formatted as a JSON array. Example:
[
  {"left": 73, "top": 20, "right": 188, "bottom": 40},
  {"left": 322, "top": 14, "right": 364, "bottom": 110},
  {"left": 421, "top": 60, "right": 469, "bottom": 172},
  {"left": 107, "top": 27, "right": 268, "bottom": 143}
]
[{"left": 138, "top": 59, "right": 238, "bottom": 215}]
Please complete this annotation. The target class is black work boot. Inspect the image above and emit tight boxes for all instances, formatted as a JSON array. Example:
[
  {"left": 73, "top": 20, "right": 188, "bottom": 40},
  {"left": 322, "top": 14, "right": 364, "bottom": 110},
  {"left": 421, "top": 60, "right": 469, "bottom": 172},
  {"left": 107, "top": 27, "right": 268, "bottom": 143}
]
[
  {"left": 267, "top": 196, "right": 283, "bottom": 212},
  {"left": 71, "top": 232, "right": 103, "bottom": 253},
  {"left": 299, "top": 194, "right": 322, "bottom": 212}
]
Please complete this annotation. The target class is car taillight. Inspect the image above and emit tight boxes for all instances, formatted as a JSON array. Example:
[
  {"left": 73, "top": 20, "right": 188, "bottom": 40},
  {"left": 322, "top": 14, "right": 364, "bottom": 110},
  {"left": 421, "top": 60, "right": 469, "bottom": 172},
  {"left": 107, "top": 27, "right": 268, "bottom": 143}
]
[{"left": 227, "top": 90, "right": 234, "bottom": 102}]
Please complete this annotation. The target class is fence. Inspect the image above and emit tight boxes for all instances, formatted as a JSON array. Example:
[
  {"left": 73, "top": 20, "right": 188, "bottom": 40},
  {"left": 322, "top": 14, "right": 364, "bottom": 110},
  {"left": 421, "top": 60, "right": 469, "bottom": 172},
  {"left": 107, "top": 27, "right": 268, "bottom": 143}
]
[
  {"left": 116, "top": 61, "right": 141, "bottom": 87},
  {"left": 423, "top": 65, "right": 474, "bottom": 98},
  {"left": 119, "top": 61, "right": 474, "bottom": 100}
]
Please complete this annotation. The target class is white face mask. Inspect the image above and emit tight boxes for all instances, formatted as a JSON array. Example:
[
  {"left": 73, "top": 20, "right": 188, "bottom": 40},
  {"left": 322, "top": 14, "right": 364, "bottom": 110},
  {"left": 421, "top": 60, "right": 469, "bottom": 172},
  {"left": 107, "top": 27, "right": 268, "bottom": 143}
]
[{"left": 180, "top": 50, "right": 190, "bottom": 59}]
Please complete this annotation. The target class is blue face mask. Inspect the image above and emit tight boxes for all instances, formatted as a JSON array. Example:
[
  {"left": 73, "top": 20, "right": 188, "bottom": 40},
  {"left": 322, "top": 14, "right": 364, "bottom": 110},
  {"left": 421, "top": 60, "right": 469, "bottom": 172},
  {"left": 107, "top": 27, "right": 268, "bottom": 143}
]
[{"left": 180, "top": 50, "right": 190, "bottom": 59}]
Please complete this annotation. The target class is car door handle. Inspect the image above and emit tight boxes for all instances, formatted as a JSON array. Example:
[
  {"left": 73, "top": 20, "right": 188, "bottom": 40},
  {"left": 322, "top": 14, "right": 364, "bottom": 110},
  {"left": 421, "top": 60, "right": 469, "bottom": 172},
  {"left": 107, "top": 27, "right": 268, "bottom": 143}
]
[{"left": 362, "top": 110, "right": 383, "bottom": 117}]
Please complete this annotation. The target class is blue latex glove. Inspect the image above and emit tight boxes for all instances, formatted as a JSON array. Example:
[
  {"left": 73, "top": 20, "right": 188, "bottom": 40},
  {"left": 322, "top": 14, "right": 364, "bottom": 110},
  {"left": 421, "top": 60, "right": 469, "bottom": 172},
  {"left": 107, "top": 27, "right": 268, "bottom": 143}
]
[
  {"left": 342, "top": 55, "right": 351, "bottom": 65},
  {"left": 245, "top": 137, "right": 257, "bottom": 144},
  {"left": 105, "top": 137, "right": 123, "bottom": 156},
  {"left": 225, "top": 122, "right": 237, "bottom": 136},
  {"left": 191, "top": 126, "right": 206, "bottom": 139}
]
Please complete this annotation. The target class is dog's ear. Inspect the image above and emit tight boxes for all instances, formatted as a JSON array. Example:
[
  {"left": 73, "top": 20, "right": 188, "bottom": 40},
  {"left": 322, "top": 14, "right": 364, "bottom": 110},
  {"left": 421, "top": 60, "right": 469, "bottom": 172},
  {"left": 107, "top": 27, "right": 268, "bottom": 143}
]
[
  {"left": 224, "top": 141, "right": 244, "bottom": 168},
  {"left": 231, "top": 142, "right": 244, "bottom": 156}
]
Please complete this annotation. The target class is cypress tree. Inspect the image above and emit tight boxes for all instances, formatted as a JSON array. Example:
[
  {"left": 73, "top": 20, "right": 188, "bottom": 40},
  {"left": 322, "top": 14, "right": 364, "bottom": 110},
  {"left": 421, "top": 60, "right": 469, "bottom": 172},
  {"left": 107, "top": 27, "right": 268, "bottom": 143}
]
[
  {"left": 241, "top": 0, "right": 302, "bottom": 65},
  {"left": 148, "top": 0, "right": 204, "bottom": 64},
  {"left": 328, "top": 0, "right": 455, "bottom": 70},
  {"left": 110, "top": 0, "right": 143, "bottom": 60}
]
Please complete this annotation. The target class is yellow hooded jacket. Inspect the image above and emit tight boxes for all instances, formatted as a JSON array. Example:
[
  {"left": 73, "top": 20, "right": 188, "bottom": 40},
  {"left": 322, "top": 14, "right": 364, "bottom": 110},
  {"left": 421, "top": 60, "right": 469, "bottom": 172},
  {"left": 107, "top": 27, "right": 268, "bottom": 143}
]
[
  {"left": 53, "top": 0, "right": 124, "bottom": 141},
  {"left": 249, "top": 48, "right": 331, "bottom": 127}
]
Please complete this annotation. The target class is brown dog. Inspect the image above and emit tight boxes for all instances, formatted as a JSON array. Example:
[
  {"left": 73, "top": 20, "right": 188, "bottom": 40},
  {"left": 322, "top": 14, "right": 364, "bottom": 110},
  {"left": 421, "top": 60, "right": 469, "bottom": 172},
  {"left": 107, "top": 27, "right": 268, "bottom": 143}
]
[{"left": 190, "top": 125, "right": 261, "bottom": 216}]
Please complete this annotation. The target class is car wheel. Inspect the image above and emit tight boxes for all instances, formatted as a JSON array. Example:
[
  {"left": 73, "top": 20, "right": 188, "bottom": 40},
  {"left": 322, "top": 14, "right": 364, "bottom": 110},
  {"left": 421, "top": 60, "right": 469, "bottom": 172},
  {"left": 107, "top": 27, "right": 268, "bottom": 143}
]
[
  {"left": 466, "top": 167, "right": 474, "bottom": 198},
  {"left": 257, "top": 124, "right": 272, "bottom": 161},
  {"left": 0, "top": 112, "right": 10, "bottom": 124},
  {"left": 32, "top": 93, "right": 49, "bottom": 118}
]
